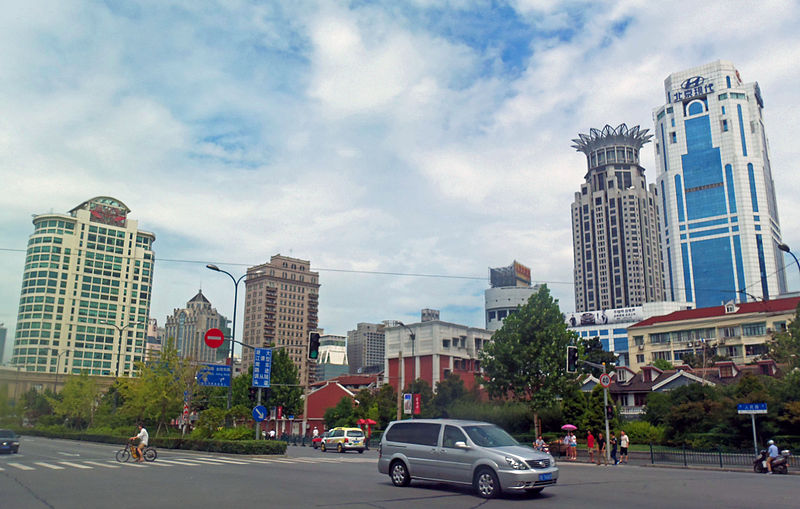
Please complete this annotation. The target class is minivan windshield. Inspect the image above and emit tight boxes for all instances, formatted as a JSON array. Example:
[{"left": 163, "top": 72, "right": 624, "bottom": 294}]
[
  {"left": 463, "top": 425, "right": 518, "bottom": 448},
  {"left": 347, "top": 430, "right": 364, "bottom": 437}
]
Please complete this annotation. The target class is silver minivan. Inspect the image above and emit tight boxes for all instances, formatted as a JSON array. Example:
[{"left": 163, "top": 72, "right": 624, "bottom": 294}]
[{"left": 378, "top": 419, "right": 558, "bottom": 498}]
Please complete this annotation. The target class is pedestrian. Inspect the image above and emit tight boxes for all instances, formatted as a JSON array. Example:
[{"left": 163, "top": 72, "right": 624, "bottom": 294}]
[
  {"left": 563, "top": 433, "right": 571, "bottom": 460},
  {"left": 620, "top": 430, "right": 629, "bottom": 464},
  {"left": 587, "top": 430, "right": 595, "bottom": 463},
  {"left": 312, "top": 427, "right": 319, "bottom": 439},
  {"left": 268, "top": 429, "right": 276, "bottom": 440},
  {"left": 610, "top": 432, "right": 618, "bottom": 465},
  {"left": 597, "top": 432, "right": 607, "bottom": 465},
  {"left": 569, "top": 432, "right": 577, "bottom": 460}
]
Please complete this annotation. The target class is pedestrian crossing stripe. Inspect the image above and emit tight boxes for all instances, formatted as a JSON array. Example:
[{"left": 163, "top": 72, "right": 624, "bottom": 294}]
[
  {"left": 8, "top": 463, "right": 35, "bottom": 471},
  {"left": 58, "top": 461, "right": 93, "bottom": 469},
  {"left": 153, "top": 459, "right": 200, "bottom": 466},
  {"left": 34, "top": 462, "right": 65, "bottom": 470},
  {"left": 82, "top": 461, "right": 120, "bottom": 469}
]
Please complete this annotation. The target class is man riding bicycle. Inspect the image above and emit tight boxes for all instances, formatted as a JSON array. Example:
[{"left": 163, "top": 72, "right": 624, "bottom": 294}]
[{"left": 129, "top": 423, "right": 149, "bottom": 463}]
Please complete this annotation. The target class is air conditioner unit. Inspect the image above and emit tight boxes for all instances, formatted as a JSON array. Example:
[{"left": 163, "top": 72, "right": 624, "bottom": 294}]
[
  {"left": 638, "top": 344, "right": 644, "bottom": 351},
  {"left": 687, "top": 341, "right": 693, "bottom": 347},
  {"left": 718, "top": 338, "right": 726, "bottom": 345},
  {"left": 766, "top": 328, "right": 773, "bottom": 333}
]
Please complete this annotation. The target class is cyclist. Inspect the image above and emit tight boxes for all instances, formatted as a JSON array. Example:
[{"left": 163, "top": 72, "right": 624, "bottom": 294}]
[{"left": 129, "top": 423, "right": 149, "bottom": 463}]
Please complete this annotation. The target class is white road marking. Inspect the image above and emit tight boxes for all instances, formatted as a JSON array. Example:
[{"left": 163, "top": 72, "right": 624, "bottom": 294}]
[
  {"left": 58, "top": 452, "right": 81, "bottom": 457},
  {"left": 34, "top": 462, "right": 65, "bottom": 470},
  {"left": 116, "top": 461, "right": 147, "bottom": 468},
  {"left": 8, "top": 463, "right": 35, "bottom": 471},
  {"left": 83, "top": 461, "right": 120, "bottom": 468},
  {"left": 58, "top": 461, "right": 92, "bottom": 469},
  {"left": 193, "top": 457, "right": 249, "bottom": 465},
  {"left": 154, "top": 459, "right": 201, "bottom": 466}
]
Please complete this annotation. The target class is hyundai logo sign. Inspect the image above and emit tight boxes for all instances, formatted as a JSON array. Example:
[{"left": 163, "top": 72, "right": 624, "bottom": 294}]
[
  {"left": 681, "top": 76, "right": 705, "bottom": 89},
  {"left": 671, "top": 75, "right": 714, "bottom": 103}
]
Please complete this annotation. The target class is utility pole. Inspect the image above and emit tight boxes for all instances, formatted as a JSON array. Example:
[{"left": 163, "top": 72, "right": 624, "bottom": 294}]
[{"left": 580, "top": 358, "right": 611, "bottom": 463}]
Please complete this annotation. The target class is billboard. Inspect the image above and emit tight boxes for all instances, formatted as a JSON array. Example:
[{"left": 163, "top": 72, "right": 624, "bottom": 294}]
[
  {"left": 565, "top": 306, "right": 644, "bottom": 327},
  {"left": 490, "top": 261, "right": 531, "bottom": 288},
  {"left": 513, "top": 261, "right": 531, "bottom": 286}
]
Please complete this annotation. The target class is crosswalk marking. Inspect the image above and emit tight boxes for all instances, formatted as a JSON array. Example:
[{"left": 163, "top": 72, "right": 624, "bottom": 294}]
[
  {"left": 58, "top": 461, "right": 92, "bottom": 470},
  {"left": 154, "top": 459, "right": 200, "bottom": 466},
  {"left": 34, "top": 462, "right": 65, "bottom": 470},
  {"left": 83, "top": 461, "right": 120, "bottom": 469},
  {"left": 193, "top": 457, "right": 249, "bottom": 465},
  {"left": 116, "top": 461, "right": 147, "bottom": 468},
  {"left": 8, "top": 463, "right": 35, "bottom": 471}
]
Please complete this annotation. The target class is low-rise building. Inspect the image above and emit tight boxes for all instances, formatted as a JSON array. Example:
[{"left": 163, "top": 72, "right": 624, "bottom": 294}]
[
  {"left": 384, "top": 314, "right": 492, "bottom": 392},
  {"left": 627, "top": 296, "right": 799, "bottom": 372}
]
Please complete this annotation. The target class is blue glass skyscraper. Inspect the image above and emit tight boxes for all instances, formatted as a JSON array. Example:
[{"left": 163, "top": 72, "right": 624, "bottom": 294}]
[{"left": 653, "top": 61, "right": 787, "bottom": 307}]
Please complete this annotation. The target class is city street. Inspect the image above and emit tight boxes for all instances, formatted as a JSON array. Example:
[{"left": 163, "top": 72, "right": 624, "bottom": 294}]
[{"left": 1, "top": 435, "right": 797, "bottom": 508}]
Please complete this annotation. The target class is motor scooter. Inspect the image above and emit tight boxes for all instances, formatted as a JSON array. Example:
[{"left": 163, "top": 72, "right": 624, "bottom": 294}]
[{"left": 753, "top": 449, "right": 791, "bottom": 474}]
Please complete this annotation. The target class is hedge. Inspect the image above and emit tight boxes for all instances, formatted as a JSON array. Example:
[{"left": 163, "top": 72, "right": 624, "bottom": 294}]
[{"left": 13, "top": 428, "right": 287, "bottom": 455}]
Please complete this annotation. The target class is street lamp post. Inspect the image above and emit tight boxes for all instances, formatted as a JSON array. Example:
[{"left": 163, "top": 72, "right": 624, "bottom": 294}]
[
  {"left": 54, "top": 350, "right": 69, "bottom": 392},
  {"left": 397, "top": 322, "right": 416, "bottom": 382},
  {"left": 206, "top": 264, "right": 264, "bottom": 415},
  {"left": 778, "top": 243, "right": 800, "bottom": 276},
  {"left": 100, "top": 320, "right": 138, "bottom": 378}
]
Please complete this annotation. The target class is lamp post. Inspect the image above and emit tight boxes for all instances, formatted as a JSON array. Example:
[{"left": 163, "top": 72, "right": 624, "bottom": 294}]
[
  {"left": 397, "top": 321, "right": 416, "bottom": 383},
  {"left": 100, "top": 320, "right": 138, "bottom": 378},
  {"left": 54, "top": 350, "right": 69, "bottom": 392},
  {"left": 778, "top": 243, "right": 800, "bottom": 276},
  {"left": 206, "top": 264, "right": 263, "bottom": 415}
]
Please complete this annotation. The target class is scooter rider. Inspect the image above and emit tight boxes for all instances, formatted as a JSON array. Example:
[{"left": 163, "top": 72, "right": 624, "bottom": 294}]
[{"left": 766, "top": 439, "right": 779, "bottom": 474}]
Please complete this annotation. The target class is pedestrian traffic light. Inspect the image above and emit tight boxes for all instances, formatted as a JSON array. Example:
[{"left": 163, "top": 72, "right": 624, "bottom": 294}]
[
  {"left": 566, "top": 346, "right": 578, "bottom": 373},
  {"left": 248, "top": 387, "right": 257, "bottom": 403},
  {"left": 606, "top": 405, "right": 614, "bottom": 420},
  {"left": 308, "top": 332, "right": 321, "bottom": 361}
]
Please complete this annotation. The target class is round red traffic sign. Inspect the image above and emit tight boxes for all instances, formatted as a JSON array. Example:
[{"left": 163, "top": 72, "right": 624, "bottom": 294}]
[
  {"left": 599, "top": 373, "right": 612, "bottom": 388},
  {"left": 204, "top": 328, "right": 225, "bottom": 349}
]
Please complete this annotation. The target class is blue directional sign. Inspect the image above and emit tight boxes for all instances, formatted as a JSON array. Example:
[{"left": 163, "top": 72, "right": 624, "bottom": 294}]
[
  {"left": 252, "top": 348, "right": 273, "bottom": 388},
  {"left": 737, "top": 403, "right": 767, "bottom": 414},
  {"left": 196, "top": 364, "right": 231, "bottom": 387},
  {"left": 252, "top": 405, "right": 267, "bottom": 422}
]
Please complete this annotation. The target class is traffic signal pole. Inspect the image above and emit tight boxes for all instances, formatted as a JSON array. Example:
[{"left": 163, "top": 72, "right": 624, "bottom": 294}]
[{"left": 571, "top": 354, "right": 611, "bottom": 464}]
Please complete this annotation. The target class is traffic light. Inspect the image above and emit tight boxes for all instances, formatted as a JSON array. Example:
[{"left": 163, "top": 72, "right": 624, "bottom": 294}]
[
  {"left": 606, "top": 405, "right": 614, "bottom": 421},
  {"left": 308, "top": 332, "right": 321, "bottom": 361},
  {"left": 566, "top": 346, "right": 578, "bottom": 373},
  {"left": 248, "top": 387, "right": 257, "bottom": 403}
]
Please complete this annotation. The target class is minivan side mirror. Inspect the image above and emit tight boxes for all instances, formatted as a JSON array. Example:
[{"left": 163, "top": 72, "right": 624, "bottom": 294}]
[{"left": 454, "top": 441, "right": 469, "bottom": 449}]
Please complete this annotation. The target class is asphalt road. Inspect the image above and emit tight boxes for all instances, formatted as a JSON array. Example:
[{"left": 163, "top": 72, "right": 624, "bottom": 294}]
[{"left": 1, "top": 435, "right": 797, "bottom": 509}]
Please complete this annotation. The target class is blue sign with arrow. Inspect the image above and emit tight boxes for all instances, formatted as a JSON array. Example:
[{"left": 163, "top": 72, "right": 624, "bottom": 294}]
[
  {"left": 196, "top": 364, "right": 231, "bottom": 387},
  {"left": 252, "top": 405, "right": 267, "bottom": 422}
]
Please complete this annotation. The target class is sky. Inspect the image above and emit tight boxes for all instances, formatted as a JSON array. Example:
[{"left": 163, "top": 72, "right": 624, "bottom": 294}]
[{"left": 2, "top": 0, "right": 800, "bottom": 362}]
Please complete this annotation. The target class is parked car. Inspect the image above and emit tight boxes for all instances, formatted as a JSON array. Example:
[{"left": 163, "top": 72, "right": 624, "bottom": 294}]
[
  {"left": 0, "top": 429, "right": 20, "bottom": 454},
  {"left": 378, "top": 419, "right": 558, "bottom": 499},
  {"left": 321, "top": 427, "right": 365, "bottom": 453},
  {"left": 312, "top": 431, "right": 330, "bottom": 449}
]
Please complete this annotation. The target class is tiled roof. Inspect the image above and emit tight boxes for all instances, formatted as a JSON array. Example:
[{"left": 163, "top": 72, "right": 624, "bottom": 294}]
[
  {"left": 609, "top": 362, "right": 783, "bottom": 394},
  {"left": 311, "top": 373, "right": 381, "bottom": 388},
  {"left": 630, "top": 296, "right": 800, "bottom": 328}
]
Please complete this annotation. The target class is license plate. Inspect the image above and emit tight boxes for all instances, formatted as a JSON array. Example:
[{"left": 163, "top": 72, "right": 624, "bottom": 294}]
[{"left": 539, "top": 473, "right": 552, "bottom": 481}]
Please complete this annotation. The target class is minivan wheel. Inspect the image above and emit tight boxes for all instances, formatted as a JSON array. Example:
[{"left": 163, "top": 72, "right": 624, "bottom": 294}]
[
  {"left": 390, "top": 460, "right": 411, "bottom": 487},
  {"left": 474, "top": 468, "right": 500, "bottom": 499},
  {"left": 337, "top": 443, "right": 344, "bottom": 453},
  {"left": 321, "top": 443, "right": 326, "bottom": 452}
]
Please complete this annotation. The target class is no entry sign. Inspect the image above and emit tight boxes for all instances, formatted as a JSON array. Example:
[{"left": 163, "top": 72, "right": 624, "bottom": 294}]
[{"left": 204, "top": 328, "right": 225, "bottom": 349}]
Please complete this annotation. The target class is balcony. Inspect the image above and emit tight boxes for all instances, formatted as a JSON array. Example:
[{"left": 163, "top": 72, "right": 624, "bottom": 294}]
[{"left": 620, "top": 405, "right": 646, "bottom": 416}]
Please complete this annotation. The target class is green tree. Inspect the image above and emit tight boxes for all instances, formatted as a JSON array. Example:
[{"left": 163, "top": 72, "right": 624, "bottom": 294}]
[
  {"left": 652, "top": 358, "right": 674, "bottom": 371},
  {"left": 479, "top": 285, "right": 575, "bottom": 435},
  {"left": 769, "top": 303, "right": 800, "bottom": 370},
  {"left": 580, "top": 336, "right": 617, "bottom": 376},
  {"left": 263, "top": 349, "right": 302, "bottom": 417},
  {"left": 324, "top": 396, "right": 355, "bottom": 428},
  {"left": 433, "top": 373, "right": 468, "bottom": 417},
  {"left": 560, "top": 382, "right": 586, "bottom": 427},
  {"left": 20, "top": 387, "right": 56, "bottom": 423},
  {"left": 118, "top": 338, "right": 198, "bottom": 435},
  {"left": 50, "top": 372, "right": 100, "bottom": 429},
  {"left": 373, "top": 383, "right": 397, "bottom": 429},
  {"left": 582, "top": 385, "right": 619, "bottom": 438}
]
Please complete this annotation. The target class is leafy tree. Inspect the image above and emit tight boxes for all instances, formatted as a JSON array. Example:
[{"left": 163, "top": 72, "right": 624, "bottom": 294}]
[
  {"left": 560, "top": 382, "right": 586, "bottom": 428},
  {"left": 50, "top": 372, "right": 100, "bottom": 429},
  {"left": 581, "top": 385, "right": 619, "bottom": 437},
  {"left": 652, "top": 358, "right": 674, "bottom": 371},
  {"left": 324, "top": 396, "right": 355, "bottom": 428},
  {"left": 769, "top": 303, "right": 800, "bottom": 370},
  {"left": 20, "top": 387, "right": 56, "bottom": 423},
  {"left": 479, "top": 285, "right": 575, "bottom": 435},
  {"left": 644, "top": 392, "right": 672, "bottom": 426},
  {"left": 263, "top": 349, "right": 302, "bottom": 417},
  {"left": 118, "top": 338, "right": 198, "bottom": 435},
  {"left": 373, "top": 383, "right": 397, "bottom": 429},
  {"left": 433, "top": 373, "right": 468, "bottom": 417},
  {"left": 580, "top": 336, "right": 617, "bottom": 376}
]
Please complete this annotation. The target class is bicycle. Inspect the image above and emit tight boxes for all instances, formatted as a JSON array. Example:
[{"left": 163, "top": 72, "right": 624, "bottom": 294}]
[{"left": 116, "top": 439, "right": 157, "bottom": 463}]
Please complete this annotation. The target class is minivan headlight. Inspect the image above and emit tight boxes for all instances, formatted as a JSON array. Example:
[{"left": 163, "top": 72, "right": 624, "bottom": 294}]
[
  {"left": 549, "top": 454, "right": 557, "bottom": 467},
  {"left": 505, "top": 456, "right": 528, "bottom": 470}
]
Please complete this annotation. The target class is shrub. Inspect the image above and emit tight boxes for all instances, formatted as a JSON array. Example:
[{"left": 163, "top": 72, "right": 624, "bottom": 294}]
[
  {"left": 624, "top": 420, "right": 666, "bottom": 445},
  {"left": 213, "top": 427, "right": 254, "bottom": 441}
]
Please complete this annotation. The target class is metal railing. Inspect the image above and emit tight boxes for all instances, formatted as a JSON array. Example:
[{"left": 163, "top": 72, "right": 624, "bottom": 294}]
[{"left": 648, "top": 444, "right": 799, "bottom": 469}]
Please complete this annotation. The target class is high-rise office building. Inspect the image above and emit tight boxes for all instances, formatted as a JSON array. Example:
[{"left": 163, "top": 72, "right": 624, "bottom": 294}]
[
  {"left": 163, "top": 290, "right": 230, "bottom": 363},
  {"left": 571, "top": 124, "right": 665, "bottom": 312},
  {"left": 653, "top": 61, "right": 786, "bottom": 307},
  {"left": 346, "top": 322, "right": 385, "bottom": 374},
  {"left": 242, "top": 255, "right": 319, "bottom": 385},
  {"left": 0, "top": 323, "right": 7, "bottom": 365},
  {"left": 316, "top": 333, "right": 349, "bottom": 381},
  {"left": 10, "top": 196, "right": 155, "bottom": 376}
]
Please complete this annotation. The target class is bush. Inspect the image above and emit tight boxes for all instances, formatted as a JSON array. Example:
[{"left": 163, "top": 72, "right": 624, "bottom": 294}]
[
  {"left": 624, "top": 420, "right": 666, "bottom": 445},
  {"left": 213, "top": 427, "right": 254, "bottom": 441},
  {"left": 447, "top": 401, "right": 534, "bottom": 434}
]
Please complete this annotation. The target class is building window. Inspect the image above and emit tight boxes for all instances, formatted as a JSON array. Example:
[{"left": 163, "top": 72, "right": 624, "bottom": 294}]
[
  {"left": 636, "top": 354, "right": 645, "bottom": 363},
  {"left": 722, "top": 119, "right": 728, "bottom": 132},
  {"left": 670, "top": 132, "right": 677, "bottom": 144}
]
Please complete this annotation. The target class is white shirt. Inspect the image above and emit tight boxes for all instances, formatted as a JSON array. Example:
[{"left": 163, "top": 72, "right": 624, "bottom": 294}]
[
  {"left": 136, "top": 428, "right": 149, "bottom": 446},
  {"left": 620, "top": 434, "right": 629, "bottom": 448},
  {"left": 312, "top": 429, "right": 319, "bottom": 438}
]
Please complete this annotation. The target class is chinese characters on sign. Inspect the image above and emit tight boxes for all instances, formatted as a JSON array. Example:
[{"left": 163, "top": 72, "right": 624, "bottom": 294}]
[
  {"left": 253, "top": 347, "right": 272, "bottom": 388},
  {"left": 196, "top": 364, "right": 231, "bottom": 387},
  {"left": 671, "top": 75, "right": 714, "bottom": 103}
]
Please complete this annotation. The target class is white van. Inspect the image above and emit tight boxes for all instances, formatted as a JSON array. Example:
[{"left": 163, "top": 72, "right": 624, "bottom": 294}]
[{"left": 378, "top": 419, "right": 558, "bottom": 498}]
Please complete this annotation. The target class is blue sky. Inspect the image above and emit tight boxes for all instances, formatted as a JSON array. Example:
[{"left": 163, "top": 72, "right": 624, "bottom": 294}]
[{"left": 2, "top": 0, "right": 800, "bottom": 360}]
